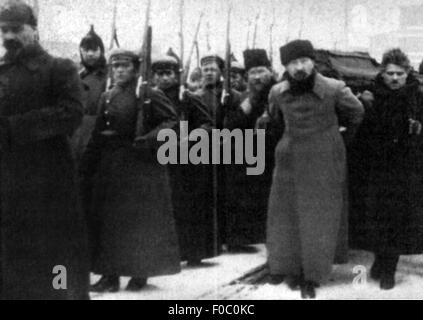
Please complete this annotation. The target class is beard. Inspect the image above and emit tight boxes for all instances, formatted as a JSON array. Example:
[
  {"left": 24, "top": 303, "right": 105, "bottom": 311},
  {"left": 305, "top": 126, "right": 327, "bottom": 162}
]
[
  {"left": 3, "top": 39, "right": 23, "bottom": 59},
  {"left": 286, "top": 69, "right": 317, "bottom": 95}
]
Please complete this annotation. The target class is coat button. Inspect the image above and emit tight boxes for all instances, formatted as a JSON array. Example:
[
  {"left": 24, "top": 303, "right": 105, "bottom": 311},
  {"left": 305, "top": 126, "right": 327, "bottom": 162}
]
[
  {"left": 104, "top": 110, "right": 109, "bottom": 115},
  {"left": 106, "top": 122, "right": 111, "bottom": 126}
]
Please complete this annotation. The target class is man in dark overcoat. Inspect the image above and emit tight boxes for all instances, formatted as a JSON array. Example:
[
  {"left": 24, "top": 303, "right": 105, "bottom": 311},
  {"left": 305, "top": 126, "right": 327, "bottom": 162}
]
[
  {"left": 358, "top": 48, "right": 423, "bottom": 290},
  {"left": 0, "top": 1, "right": 89, "bottom": 300},
  {"left": 224, "top": 49, "right": 276, "bottom": 251},
  {"left": 152, "top": 55, "right": 216, "bottom": 266},
  {"left": 195, "top": 53, "right": 242, "bottom": 251},
  {"left": 71, "top": 25, "right": 107, "bottom": 163}
]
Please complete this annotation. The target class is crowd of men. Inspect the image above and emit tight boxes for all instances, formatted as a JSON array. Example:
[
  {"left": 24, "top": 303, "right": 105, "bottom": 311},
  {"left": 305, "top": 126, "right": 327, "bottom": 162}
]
[{"left": 0, "top": 1, "right": 423, "bottom": 300}]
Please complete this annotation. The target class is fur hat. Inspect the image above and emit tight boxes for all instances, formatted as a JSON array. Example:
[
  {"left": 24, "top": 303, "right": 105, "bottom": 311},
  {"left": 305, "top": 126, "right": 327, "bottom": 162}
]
[
  {"left": 108, "top": 49, "right": 139, "bottom": 66},
  {"left": 80, "top": 25, "right": 105, "bottom": 53},
  {"left": 0, "top": 1, "right": 37, "bottom": 27},
  {"left": 280, "top": 40, "right": 315, "bottom": 66},
  {"left": 243, "top": 49, "right": 271, "bottom": 72}
]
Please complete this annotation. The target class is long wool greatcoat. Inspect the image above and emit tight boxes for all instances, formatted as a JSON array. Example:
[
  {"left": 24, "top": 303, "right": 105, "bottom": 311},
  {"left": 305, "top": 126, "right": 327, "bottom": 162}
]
[
  {"left": 162, "top": 85, "right": 215, "bottom": 262},
  {"left": 355, "top": 74, "right": 423, "bottom": 255},
  {"left": 71, "top": 65, "right": 107, "bottom": 163},
  {"left": 0, "top": 44, "right": 89, "bottom": 300},
  {"left": 266, "top": 73, "right": 364, "bottom": 283},
  {"left": 80, "top": 81, "right": 181, "bottom": 278},
  {"left": 223, "top": 85, "right": 276, "bottom": 247},
  {"left": 195, "top": 85, "right": 241, "bottom": 247}
]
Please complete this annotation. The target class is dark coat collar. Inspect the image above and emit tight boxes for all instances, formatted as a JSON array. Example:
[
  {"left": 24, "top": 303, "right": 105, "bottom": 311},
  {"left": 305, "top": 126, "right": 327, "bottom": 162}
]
[
  {"left": 1, "top": 43, "right": 48, "bottom": 72},
  {"left": 278, "top": 72, "right": 326, "bottom": 100}
]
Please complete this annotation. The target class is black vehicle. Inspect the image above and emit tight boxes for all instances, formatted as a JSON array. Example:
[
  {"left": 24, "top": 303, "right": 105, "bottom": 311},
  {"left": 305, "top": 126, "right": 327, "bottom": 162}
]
[{"left": 314, "top": 50, "right": 380, "bottom": 94}]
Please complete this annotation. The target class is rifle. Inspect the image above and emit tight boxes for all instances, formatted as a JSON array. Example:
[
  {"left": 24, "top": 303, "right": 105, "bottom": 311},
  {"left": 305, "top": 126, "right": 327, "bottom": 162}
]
[
  {"left": 109, "top": 0, "right": 120, "bottom": 50},
  {"left": 195, "top": 40, "right": 200, "bottom": 69},
  {"left": 221, "top": 4, "right": 232, "bottom": 106},
  {"left": 246, "top": 19, "right": 252, "bottom": 49},
  {"left": 180, "top": 11, "right": 204, "bottom": 100},
  {"left": 252, "top": 12, "right": 260, "bottom": 49},
  {"left": 206, "top": 21, "right": 211, "bottom": 52},
  {"left": 135, "top": 0, "right": 152, "bottom": 139},
  {"left": 269, "top": 0, "right": 275, "bottom": 66}
]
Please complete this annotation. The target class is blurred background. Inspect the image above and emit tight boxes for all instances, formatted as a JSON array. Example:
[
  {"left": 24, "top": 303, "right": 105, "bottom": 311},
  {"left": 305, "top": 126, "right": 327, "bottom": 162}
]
[{"left": 3, "top": 0, "right": 423, "bottom": 72}]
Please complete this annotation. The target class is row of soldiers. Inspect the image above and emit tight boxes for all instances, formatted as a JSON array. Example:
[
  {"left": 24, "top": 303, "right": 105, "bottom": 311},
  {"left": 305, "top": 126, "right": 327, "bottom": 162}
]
[
  {"left": 2, "top": 1, "right": 423, "bottom": 300},
  {"left": 75, "top": 24, "right": 277, "bottom": 293},
  {"left": 0, "top": 1, "right": 277, "bottom": 299}
]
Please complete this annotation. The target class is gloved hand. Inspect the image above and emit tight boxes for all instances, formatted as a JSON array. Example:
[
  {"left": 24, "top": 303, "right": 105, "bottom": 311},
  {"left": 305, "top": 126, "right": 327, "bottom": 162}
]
[
  {"left": 255, "top": 112, "right": 271, "bottom": 130},
  {"left": 409, "top": 118, "right": 422, "bottom": 135}
]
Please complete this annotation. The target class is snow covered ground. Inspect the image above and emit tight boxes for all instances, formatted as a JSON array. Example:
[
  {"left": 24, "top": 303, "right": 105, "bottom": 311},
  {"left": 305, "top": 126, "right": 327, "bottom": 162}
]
[
  {"left": 90, "top": 245, "right": 423, "bottom": 300},
  {"left": 90, "top": 245, "right": 267, "bottom": 300},
  {"left": 221, "top": 250, "right": 423, "bottom": 300}
]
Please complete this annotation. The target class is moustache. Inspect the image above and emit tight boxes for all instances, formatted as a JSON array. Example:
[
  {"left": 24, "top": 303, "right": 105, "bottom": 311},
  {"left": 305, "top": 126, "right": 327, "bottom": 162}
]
[{"left": 3, "top": 39, "right": 22, "bottom": 52}]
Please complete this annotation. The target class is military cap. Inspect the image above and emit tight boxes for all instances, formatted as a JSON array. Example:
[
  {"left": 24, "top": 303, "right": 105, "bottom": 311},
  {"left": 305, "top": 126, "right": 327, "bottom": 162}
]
[
  {"left": 108, "top": 49, "right": 139, "bottom": 65},
  {"left": 230, "top": 61, "right": 245, "bottom": 73},
  {"left": 280, "top": 39, "right": 315, "bottom": 66},
  {"left": 152, "top": 55, "right": 180, "bottom": 73},
  {"left": 243, "top": 49, "right": 271, "bottom": 72},
  {"left": 0, "top": 1, "right": 37, "bottom": 27},
  {"left": 80, "top": 25, "right": 105, "bottom": 53},
  {"left": 200, "top": 53, "right": 225, "bottom": 71}
]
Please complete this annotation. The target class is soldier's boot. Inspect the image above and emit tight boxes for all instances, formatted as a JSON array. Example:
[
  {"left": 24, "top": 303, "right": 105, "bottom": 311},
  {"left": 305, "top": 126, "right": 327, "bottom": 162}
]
[
  {"left": 380, "top": 255, "right": 399, "bottom": 291},
  {"left": 90, "top": 275, "right": 120, "bottom": 293},
  {"left": 268, "top": 274, "right": 285, "bottom": 285},
  {"left": 300, "top": 280, "right": 319, "bottom": 299},
  {"left": 126, "top": 278, "right": 148, "bottom": 291}
]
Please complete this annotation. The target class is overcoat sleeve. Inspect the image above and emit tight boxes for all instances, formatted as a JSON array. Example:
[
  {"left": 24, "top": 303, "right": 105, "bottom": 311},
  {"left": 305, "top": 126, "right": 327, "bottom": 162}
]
[
  {"left": 79, "top": 94, "right": 107, "bottom": 179},
  {"left": 267, "top": 86, "right": 285, "bottom": 144},
  {"left": 3, "top": 58, "right": 83, "bottom": 148},
  {"left": 136, "top": 88, "right": 178, "bottom": 149},
  {"left": 335, "top": 81, "right": 365, "bottom": 142},
  {"left": 186, "top": 93, "right": 214, "bottom": 131}
]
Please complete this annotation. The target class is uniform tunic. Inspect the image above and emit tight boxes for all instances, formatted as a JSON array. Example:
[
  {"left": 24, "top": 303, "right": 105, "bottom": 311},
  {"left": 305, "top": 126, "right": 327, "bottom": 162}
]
[{"left": 266, "top": 73, "right": 363, "bottom": 283}]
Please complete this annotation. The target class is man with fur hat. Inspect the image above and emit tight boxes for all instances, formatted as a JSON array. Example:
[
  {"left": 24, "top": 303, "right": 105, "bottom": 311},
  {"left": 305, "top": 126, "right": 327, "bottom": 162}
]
[
  {"left": 71, "top": 25, "right": 108, "bottom": 163},
  {"left": 152, "top": 54, "right": 215, "bottom": 266},
  {"left": 196, "top": 52, "right": 242, "bottom": 250},
  {"left": 357, "top": 48, "right": 423, "bottom": 291},
  {"left": 0, "top": 0, "right": 89, "bottom": 299},
  {"left": 80, "top": 49, "right": 180, "bottom": 293},
  {"left": 266, "top": 40, "right": 363, "bottom": 299},
  {"left": 224, "top": 49, "right": 276, "bottom": 252}
]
